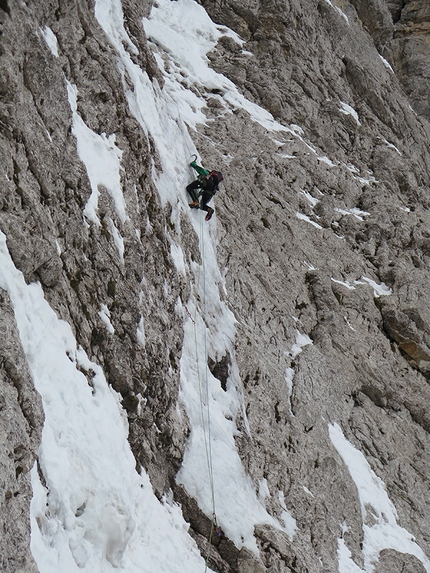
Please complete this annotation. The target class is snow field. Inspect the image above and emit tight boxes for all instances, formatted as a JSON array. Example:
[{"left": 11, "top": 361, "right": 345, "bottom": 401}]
[
  {"left": 31, "top": 0, "right": 427, "bottom": 571},
  {"left": 0, "top": 231, "right": 208, "bottom": 573},
  {"left": 95, "top": 0, "right": 297, "bottom": 554}
]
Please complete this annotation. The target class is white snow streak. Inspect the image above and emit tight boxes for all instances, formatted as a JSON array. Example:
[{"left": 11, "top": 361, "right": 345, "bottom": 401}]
[
  {"left": 0, "top": 231, "right": 208, "bottom": 573},
  {"left": 329, "top": 423, "right": 430, "bottom": 573},
  {"left": 40, "top": 26, "right": 59, "bottom": 57},
  {"left": 331, "top": 278, "right": 356, "bottom": 290},
  {"left": 360, "top": 276, "right": 392, "bottom": 297},
  {"left": 66, "top": 82, "right": 127, "bottom": 226},
  {"left": 278, "top": 491, "right": 297, "bottom": 537},
  {"left": 334, "top": 207, "right": 370, "bottom": 221},
  {"left": 318, "top": 155, "right": 336, "bottom": 167},
  {"left": 339, "top": 102, "right": 360, "bottom": 125},
  {"left": 300, "top": 189, "right": 319, "bottom": 207},
  {"left": 95, "top": 0, "right": 294, "bottom": 554},
  {"left": 296, "top": 212, "right": 323, "bottom": 229},
  {"left": 136, "top": 316, "right": 146, "bottom": 347},
  {"left": 143, "top": 0, "right": 292, "bottom": 137},
  {"left": 98, "top": 303, "right": 115, "bottom": 333},
  {"left": 170, "top": 243, "right": 187, "bottom": 275},
  {"left": 382, "top": 138, "right": 402, "bottom": 155},
  {"left": 322, "top": 0, "right": 349, "bottom": 23},
  {"left": 379, "top": 54, "right": 394, "bottom": 73}
]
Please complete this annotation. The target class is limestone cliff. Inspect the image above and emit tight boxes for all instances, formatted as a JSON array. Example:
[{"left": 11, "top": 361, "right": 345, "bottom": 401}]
[{"left": 1, "top": 0, "right": 430, "bottom": 572}]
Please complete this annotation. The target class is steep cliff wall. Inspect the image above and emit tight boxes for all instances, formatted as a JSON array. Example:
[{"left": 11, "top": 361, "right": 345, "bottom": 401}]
[
  {"left": 348, "top": 0, "right": 430, "bottom": 118},
  {"left": 1, "top": 0, "right": 430, "bottom": 572}
]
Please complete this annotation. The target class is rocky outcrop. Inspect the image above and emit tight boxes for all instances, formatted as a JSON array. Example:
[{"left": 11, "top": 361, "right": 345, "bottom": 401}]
[
  {"left": 197, "top": 0, "right": 430, "bottom": 569},
  {"left": 375, "top": 548, "right": 426, "bottom": 573},
  {"left": 1, "top": 0, "right": 191, "bottom": 492},
  {"left": 1, "top": 1, "right": 187, "bottom": 567},
  {"left": 0, "top": 291, "right": 43, "bottom": 573},
  {"left": 390, "top": 0, "right": 430, "bottom": 119},
  {"left": 347, "top": 0, "right": 430, "bottom": 119},
  {"left": 1, "top": 0, "right": 430, "bottom": 571}
]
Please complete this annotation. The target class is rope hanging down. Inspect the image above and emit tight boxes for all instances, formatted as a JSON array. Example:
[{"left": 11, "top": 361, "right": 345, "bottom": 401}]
[{"left": 191, "top": 208, "right": 217, "bottom": 572}]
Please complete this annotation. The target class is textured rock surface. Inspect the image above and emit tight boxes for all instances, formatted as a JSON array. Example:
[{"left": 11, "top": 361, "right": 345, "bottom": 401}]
[
  {"left": 390, "top": 0, "right": 430, "bottom": 118},
  {"left": 349, "top": 0, "right": 430, "bottom": 118},
  {"left": 1, "top": 0, "right": 430, "bottom": 571},
  {"left": 0, "top": 291, "right": 43, "bottom": 573},
  {"left": 1, "top": 0, "right": 187, "bottom": 567}
]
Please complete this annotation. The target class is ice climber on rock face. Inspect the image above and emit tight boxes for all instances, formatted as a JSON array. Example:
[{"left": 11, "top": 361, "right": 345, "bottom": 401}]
[{"left": 187, "top": 155, "right": 223, "bottom": 221}]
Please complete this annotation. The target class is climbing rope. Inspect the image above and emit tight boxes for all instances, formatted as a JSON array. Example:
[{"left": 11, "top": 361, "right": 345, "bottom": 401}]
[
  {"left": 201, "top": 208, "right": 216, "bottom": 516},
  {"left": 191, "top": 208, "right": 217, "bottom": 572}
]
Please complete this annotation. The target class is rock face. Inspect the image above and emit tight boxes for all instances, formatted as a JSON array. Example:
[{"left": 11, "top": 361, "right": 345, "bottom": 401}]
[
  {"left": 1, "top": 0, "right": 186, "bottom": 568},
  {"left": 349, "top": 0, "right": 430, "bottom": 118},
  {"left": 391, "top": 1, "right": 430, "bottom": 118},
  {"left": 1, "top": 0, "right": 430, "bottom": 572},
  {"left": 0, "top": 292, "right": 43, "bottom": 573}
]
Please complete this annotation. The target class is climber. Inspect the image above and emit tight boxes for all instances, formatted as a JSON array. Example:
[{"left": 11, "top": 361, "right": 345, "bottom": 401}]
[{"left": 187, "top": 155, "right": 223, "bottom": 222}]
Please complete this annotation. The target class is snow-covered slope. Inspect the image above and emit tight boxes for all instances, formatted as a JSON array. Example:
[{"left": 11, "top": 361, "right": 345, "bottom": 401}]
[{"left": 1, "top": 0, "right": 430, "bottom": 572}]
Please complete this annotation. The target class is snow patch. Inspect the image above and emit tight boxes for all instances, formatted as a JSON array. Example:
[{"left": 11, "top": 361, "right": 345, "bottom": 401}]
[
  {"left": 170, "top": 243, "right": 187, "bottom": 275},
  {"left": 109, "top": 218, "right": 125, "bottom": 263},
  {"left": 354, "top": 175, "right": 378, "bottom": 186},
  {"left": 66, "top": 82, "right": 127, "bottom": 226},
  {"left": 98, "top": 304, "right": 114, "bottom": 334},
  {"left": 360, "top": 276, "right": 392, "bottom": 297},
  {"left": 322, "top": 0, "right": 349, "bottom": 23},
  {"left": 329, "top": 423, "right": 430, "bottom": 573},
  {"left": 339, "top": 102, "right": 360, "bottom": 126},
  {"left": 379, "top": 54, "right": 394, "bottom": 73},
  {"left": 290, "top": 124, "right": 305, "bottom": 136},
  {"left": 0, "top": 231, "right": 210, "bottom": 573},
  {"left": 318, "top": 155, "right": 336, "bottom": 167},
  {"left": 345, "top": 162, "right": 360, "bottom": 174},
  {"left": 332, "top": 277, "right": 391, "bottom": 298},
  {"left": 344, "top": 316, "right": 356, "bottom": 332},
  {"left": 382, "top": 138, "right": 401, "bottom": 155},
  {"left": 136, "top": 316, "right": 146, "bottom": 347},
  {"left": 334, "top": 207, "right": 370, "bottom": 221},
  {"left": 258, "top": 479, "right": 270, "bottom": 502},
  {"left": 278, "top": 491, "right": 297, "bottom": 538},
  {"left": 331, "top": 278, "right": 356, "bottom": 290},
  {"left": 288, "top": 332, "right": 313, "bottom": 359},
  {"left": 296, "top": 212, "right": 323, "bottom": 229},
  {"left": 40, "top": 26, "right": 59, "bottom": 57},
  {"left": 300, "top": 189, "right": 319, "bottom": 208}
]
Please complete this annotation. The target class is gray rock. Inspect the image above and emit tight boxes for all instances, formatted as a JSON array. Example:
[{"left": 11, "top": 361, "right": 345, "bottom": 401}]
[
  {"left": 0, "top": 290, "right": 43, "bottom": 573},
  {"left": 2, "top": 0, "right": 430, "bottom": 571},
  {"left": 374, "top": 548, "right": 426, "bottom": 573},
  {"left": 237, "top": 548, "right": 266, "bottom": 573}
]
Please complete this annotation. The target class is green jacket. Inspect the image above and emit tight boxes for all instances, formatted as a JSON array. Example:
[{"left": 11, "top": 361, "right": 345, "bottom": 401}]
[{"left": 190, "top": 160, "right": 210, "bottom": 180}]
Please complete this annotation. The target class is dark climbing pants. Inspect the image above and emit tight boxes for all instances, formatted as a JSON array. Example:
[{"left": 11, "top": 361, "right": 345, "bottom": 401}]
[{"left": 186, "top": 181, "right": 214, "bottom": 213}]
